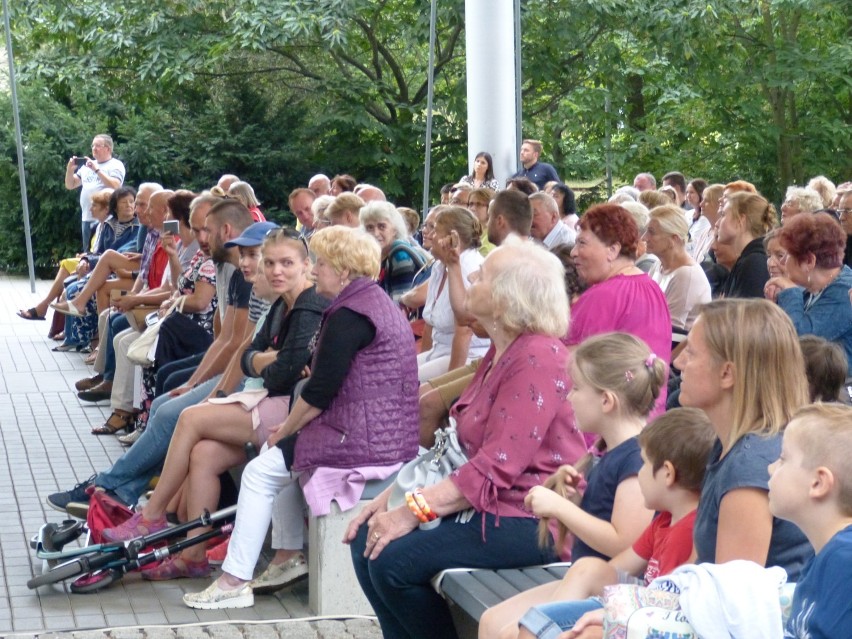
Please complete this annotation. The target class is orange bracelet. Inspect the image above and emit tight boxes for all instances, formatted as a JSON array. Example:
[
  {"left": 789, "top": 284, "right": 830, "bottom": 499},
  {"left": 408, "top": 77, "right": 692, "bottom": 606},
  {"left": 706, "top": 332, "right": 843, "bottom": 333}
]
[
  {"left": 405, "top": 491, "right": 429, "bottom": 523},
  {"left": 412, "top": 489, "right": 438, "bottom": 522}
]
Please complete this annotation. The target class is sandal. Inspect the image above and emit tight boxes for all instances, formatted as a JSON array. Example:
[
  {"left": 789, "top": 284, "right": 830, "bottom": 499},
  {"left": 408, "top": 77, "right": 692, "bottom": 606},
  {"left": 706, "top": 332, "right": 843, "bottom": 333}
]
[
  {"left": 91, "top": 411, "right": 135, "bottom": 436},
  {"left": 17, "top": 307, "right": 45, "bottom": 321}
]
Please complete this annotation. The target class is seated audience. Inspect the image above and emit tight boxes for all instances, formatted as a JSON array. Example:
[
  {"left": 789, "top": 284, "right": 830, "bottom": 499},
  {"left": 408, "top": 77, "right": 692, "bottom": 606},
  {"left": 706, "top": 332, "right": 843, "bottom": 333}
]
[
  {"left": 360, "top": 201, "right": 425, "bottom": 301},
  {"left": 345, "top": 238, "right": 588, "bottom": 638},
  {"left": 500, "top": 408, "right": 716, "bottom": 639},
  {"left": 182, "top": 226, "right": 420, "bottom": 609},
  {"left": 767, "top": 404, "right": 852, "bottom": 637},
  {"left": 567, "top": 204, "right": 671, "bottom": 413},
  {"left": 780, "top": 186, "right": 822, "bottom": 225},
  {"left": 798, "top": 335, "right": 848, "bottom": 403},
  {"left": 479, "top": 332, "right": 666, "bottom": 638},
  {"left": 228, "top": 181, "right": 266, "bottom": 222},
  {"left": 674, "top": 299, "right": 813, "bottom": 580},
  {"left": 529, "top": 192, "right": 576, "bottom": 249},
  {"left": 417, "top": 207, "right": 490, "bottom": 381},
  {"left": 644, "top": 205, "right": 712, "bottom": 331},
  {"left": 766, "top": 212, "right": 852, "bottom": 376},
  {"left": 714, "top": 191, "right": 776, "bottom": 298},
  {"left": 326, "top": 193, "right": 365, "bottom": 228}
]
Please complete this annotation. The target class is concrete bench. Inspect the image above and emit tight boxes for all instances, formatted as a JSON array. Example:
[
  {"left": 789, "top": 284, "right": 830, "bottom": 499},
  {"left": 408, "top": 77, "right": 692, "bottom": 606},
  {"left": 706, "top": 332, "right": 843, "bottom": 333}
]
[
  {"left": 433, "top": 563, "right": 571, "bottom": 638},
  {"left": 306, "top": 476, "right": 395, "bottom": 616}
]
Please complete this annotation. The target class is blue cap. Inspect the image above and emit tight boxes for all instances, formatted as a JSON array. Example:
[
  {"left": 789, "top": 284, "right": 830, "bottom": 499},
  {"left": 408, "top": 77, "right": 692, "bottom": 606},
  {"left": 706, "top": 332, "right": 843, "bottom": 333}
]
[{"left": 224, "top": 221, "right": 280, "bottom": 248}]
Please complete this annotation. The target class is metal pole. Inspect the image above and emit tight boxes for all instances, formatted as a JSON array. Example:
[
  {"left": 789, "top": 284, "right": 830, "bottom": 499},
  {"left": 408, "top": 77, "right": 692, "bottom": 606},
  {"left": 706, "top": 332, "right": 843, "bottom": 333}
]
[
  {"left": 513, "top": 0, "right": 522, "bottom": 170},
  {"left": 3, "top": 0, "right": 36, "bottom": 291},
  {"left": 604, "top": 91, "right": 612, "bottom": 198},
  {"left": 420, "top": 0, "right": 438, "bottom": 219}
]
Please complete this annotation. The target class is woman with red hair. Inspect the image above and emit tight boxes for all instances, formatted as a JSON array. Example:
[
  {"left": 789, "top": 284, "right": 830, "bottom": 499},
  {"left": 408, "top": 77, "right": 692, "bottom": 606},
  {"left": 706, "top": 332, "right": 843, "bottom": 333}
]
[
  {"left": 766, "top": 212, "right": 852, "bottom": 376},
  {"left": 568, "top": 204, "right": 672, "bottom": 413}
]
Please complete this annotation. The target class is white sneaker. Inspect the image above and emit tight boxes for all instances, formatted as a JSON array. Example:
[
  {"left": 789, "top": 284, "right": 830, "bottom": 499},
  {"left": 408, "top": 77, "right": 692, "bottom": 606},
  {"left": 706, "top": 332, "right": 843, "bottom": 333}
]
[
  {"left": 250, "top": 552, "right": 308, "bottom": 595},
  {"left": 118, "top": 428, "right": 143, "bottom": 447},
  {"left": 183, "top": 579, "right": 254, "bottom": 609}
]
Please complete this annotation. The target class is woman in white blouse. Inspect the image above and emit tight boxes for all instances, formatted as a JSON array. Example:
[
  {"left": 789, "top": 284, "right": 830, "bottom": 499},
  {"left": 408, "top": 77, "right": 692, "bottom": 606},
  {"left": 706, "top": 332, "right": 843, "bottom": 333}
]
[
  {"left": 417, "top": 207, "right": 491, "bottom": 381},
  {"left": 644, "top": 204, "right": 712, "bottom": 331}
]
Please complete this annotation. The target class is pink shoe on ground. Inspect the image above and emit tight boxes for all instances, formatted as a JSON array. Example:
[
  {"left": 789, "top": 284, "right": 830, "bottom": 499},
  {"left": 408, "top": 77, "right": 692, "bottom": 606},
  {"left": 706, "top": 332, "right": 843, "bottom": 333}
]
[
  {"left": 141, "top": 555, "right": 212, "bottom": 581},
  {"left": 102, "top": 512, "right": 169, "bottom": 542},
  {"left": 206, "top": 535, "right": 230, "bottom": 565}
]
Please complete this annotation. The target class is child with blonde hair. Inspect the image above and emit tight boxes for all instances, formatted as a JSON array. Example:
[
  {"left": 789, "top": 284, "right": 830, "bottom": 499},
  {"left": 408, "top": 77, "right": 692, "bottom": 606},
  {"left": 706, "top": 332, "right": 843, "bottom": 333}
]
[
  {"left": 768, "top": 404, "right": 852, "bottom": 636},
  {"left": 513, "top": 408, "right": 715, "bottom": 639},
  {"left": 479, "top": 332, "right": 666, "bottom": 639}
]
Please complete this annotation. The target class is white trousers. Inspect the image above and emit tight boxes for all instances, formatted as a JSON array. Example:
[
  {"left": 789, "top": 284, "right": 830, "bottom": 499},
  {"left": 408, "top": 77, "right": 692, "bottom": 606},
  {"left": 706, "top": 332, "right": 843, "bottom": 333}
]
[{"left": 221, "top": 445, "right": 305, "bottom": 581}]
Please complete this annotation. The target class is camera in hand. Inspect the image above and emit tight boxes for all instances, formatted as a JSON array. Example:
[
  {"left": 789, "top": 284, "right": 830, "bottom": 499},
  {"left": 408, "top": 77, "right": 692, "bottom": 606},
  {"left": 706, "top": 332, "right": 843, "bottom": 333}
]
[
  {"left": 163, "top": 220, "right": 180, "bottom": 235},
  {"left": 74, "top": 157, "right": 88, "bottom": 169}
]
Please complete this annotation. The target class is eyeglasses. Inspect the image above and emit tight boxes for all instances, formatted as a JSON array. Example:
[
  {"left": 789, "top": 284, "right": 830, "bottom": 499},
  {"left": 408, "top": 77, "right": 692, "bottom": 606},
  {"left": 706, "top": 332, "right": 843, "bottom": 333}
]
[
  {"left": 266, "top": 226, "right": 310, "bottom": 255},
  {"left": 838, "top": 208, "right": 852, "bottom": 218}
]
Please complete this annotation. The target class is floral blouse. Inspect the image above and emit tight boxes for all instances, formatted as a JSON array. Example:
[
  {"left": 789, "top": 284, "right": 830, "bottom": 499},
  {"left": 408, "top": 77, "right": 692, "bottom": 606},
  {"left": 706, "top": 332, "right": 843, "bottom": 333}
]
[
  {"left": 177, "top": 249, "right": 217, "bottom": 335},
  {"left": 450, "top": 332, "right": 588, "bottom": 520}
]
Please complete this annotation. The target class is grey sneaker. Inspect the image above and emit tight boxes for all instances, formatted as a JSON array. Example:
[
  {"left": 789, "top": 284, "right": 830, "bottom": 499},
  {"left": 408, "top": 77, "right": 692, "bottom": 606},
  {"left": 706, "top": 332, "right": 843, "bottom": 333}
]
[
  {"left": 183, "top": 580, "right": 254, "bottom": 610},
  {"left": 250, "top": 552, "right": 308, "bottom": 595},
  {"left": 46, "top": 475, "right": 96, "bottom": 513}
]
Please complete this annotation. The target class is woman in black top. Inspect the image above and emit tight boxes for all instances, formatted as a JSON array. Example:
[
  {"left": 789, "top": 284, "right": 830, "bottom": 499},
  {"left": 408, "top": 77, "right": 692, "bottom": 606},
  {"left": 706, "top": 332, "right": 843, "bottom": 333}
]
[
  {"left": 715, "top": 192, "right": 777, "bottom": 298},
  {"left": 101, "top": 226, "right": 327, "bottom": 579}
]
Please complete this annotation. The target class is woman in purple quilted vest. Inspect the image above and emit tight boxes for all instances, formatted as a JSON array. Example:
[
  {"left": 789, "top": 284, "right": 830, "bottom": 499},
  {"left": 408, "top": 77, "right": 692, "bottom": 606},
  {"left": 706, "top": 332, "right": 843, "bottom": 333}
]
[
  {"left": 183, "top": 226, "right": 420, "bottom": 610},
  {"left": 346, "top": 237, "right": 590, "bottom": 639}
]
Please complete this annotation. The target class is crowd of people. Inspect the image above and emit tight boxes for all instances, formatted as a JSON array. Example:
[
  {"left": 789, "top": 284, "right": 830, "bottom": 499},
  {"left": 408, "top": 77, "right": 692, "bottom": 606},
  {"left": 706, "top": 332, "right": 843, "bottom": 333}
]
[{"left": 17, "top": 133, "right": 852, "bottom": 638}]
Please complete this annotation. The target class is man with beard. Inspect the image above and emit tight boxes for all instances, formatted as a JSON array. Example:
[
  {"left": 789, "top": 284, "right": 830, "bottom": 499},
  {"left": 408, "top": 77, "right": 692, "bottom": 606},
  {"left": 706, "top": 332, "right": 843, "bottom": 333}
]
[{"left": 47, "top": 199, "right": 257, "bottom": 515}]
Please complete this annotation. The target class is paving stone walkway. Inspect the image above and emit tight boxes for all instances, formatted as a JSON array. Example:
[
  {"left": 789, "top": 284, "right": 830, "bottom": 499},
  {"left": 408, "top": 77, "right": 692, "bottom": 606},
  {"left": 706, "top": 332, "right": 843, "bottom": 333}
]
[{"left": 0, "top": 273, "right": 380, "bottom": 639}]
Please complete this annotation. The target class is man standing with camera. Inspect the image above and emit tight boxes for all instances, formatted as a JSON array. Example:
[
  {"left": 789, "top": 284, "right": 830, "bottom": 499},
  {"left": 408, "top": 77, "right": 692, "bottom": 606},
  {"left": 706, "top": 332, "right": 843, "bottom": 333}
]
[{"left": 65, "top": 133, "right": 126, "bottom": 251}]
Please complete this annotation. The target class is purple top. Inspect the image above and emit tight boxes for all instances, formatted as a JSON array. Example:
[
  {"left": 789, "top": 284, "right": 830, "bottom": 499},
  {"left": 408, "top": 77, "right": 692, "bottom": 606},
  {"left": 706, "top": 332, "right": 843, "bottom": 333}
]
[
  {"left": 565, "top": 273, "right": 672, "bottom": 415},
  {"left": 450, "top": 333, "right": 589, "bottom": 520}
]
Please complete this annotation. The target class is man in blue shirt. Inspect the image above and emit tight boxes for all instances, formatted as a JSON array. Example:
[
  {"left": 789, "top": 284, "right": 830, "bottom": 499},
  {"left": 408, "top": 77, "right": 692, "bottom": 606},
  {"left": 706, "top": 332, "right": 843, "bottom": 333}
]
[{"left": 512, "top": 139, "right": 560, "bottom": 191}]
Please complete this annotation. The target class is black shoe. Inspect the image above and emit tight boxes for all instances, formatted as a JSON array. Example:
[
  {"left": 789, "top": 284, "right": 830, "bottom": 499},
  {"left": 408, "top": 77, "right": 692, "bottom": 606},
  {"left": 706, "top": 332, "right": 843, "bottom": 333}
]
[
  {"left": 78, "top": 381, "right": 113, "bottom": 403},
  {"left": 46, "top": 475, "right": 96, "bottom": 513},
  {"left": 66, "top": 487, "right": 127, "bottom": 520}
]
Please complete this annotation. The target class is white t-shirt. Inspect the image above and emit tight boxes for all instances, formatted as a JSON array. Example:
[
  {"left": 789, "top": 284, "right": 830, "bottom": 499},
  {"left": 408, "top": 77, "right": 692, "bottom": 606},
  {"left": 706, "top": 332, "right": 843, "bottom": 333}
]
[
  {"left": 76, "top": 157, "right": 126, "bottom": 222},
  {"left": 648, "top": 261, "right": 712, "bottom": 330}
]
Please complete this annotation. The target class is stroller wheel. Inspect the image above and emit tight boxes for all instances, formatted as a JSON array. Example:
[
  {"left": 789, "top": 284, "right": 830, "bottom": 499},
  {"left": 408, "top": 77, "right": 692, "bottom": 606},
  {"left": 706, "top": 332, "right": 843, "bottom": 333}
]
[{"left": 70, "top": 569, "right": 122, "bottom": 594}]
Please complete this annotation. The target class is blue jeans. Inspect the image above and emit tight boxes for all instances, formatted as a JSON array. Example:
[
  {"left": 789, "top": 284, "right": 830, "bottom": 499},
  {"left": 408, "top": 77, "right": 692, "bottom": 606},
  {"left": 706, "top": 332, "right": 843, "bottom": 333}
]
[
  {"left": 155, "top": 352, "right": 204, "bottom": 397},
  {"left": 103, "top": 312, "right": 130, "bottom": 382},
  {"left": 95, "top": 376, "right": 226, "bottom": 506},
  {"left": 350, "top": 512, "right": 557, "bottom": 639},
  {"left": 519, "top": 598, "right": 603, "bottom": 639}
]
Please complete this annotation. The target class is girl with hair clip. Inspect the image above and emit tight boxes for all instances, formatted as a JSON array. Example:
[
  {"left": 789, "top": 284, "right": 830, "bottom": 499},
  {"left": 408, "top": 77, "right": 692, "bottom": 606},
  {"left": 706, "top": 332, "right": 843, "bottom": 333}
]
[
  {"left": 675, "top": 299, "right": 812, "bottom": 579},
  {"left": 479, "top": 332, "right": 665, "bottom": 639}
]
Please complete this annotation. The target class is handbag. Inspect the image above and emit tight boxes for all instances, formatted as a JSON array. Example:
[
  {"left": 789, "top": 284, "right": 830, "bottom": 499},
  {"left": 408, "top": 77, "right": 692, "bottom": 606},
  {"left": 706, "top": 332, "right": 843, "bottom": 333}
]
[
  {"left": 126, "top": 297, "right": 185, "bottom": 367},
  {"left": 387, "top": 417, "right": 474, "bottom": 530}
]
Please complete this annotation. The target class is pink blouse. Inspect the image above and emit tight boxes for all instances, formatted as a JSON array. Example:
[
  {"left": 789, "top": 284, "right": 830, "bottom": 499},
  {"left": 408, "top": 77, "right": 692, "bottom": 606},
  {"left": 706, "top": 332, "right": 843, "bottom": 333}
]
[{"left": 449, "top": 333, "right": 588, "bottom": 520}]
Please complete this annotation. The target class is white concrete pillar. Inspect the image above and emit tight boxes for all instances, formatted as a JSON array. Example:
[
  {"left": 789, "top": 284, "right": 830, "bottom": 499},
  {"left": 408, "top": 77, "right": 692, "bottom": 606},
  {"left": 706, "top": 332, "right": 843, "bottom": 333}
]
[{"left": 464, "top": 0, "right": 518, "bottom": 188}]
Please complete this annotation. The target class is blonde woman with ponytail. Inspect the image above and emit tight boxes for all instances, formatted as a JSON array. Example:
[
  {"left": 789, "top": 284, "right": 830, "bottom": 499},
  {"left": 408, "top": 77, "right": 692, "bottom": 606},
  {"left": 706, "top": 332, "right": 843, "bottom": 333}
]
[
  {"left": 480, "top": 332, "right": 664, "bottom": 639},
  {"left": 715, "top": 191, "right": 778, "bottom": 298}
]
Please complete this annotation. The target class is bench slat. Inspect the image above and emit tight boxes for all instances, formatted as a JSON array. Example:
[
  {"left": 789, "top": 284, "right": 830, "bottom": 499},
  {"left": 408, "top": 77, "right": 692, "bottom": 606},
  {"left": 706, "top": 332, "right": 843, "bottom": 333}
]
[{"left": 441, "top": 572, "right": 505, "bottom": 621}]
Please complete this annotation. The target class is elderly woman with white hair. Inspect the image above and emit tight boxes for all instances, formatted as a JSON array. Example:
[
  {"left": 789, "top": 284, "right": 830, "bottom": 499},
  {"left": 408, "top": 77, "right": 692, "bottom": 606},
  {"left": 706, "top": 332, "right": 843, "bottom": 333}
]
[
  {"left": 345, "top": 238, "right": 589, "bottom": 639},
  {"left": 780, "top": 186, "right": 823, "bottom": 225},
  {"left": 360, "top": 200, "right": 426, "bottom": 301},
  {"left": 644, "top": 205, "right": 712, "bottom": 331}
]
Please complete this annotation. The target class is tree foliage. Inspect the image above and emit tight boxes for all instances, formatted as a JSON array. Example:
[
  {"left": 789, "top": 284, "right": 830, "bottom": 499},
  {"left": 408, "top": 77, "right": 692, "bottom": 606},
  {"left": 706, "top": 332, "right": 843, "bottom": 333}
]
[{"left": 0, "top": 0, "right": 849, "bottom": 272}]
